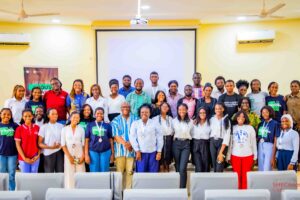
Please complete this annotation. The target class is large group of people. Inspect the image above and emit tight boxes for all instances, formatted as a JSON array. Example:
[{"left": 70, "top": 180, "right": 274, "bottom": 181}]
[{"left": 0, "top": 71, "right": 299, "bottom": 191}]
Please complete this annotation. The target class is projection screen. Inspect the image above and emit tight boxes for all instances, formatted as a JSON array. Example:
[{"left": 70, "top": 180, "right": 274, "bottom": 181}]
[{"left": 96, "top": 29, "right": 196, "bottom": 96}]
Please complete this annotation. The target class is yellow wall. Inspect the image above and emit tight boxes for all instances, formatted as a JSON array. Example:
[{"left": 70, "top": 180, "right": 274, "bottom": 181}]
[
  {"left": 0, "top": 22, "right": 95, "bottom": 105},
  {"left": 0, "top": 19, "right": 299, "bottom": 105},
  {"left": 198, "top": 19, "right": 300, "bottom": 94}
]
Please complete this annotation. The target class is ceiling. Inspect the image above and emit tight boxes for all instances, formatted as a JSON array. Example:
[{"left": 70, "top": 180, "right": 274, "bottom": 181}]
[{"left": 0, "top": 0, "right": 299, "bottom": 25}]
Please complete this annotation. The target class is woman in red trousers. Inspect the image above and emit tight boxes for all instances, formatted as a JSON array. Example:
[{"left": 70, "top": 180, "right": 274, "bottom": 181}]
[{"left": 228, "top": 110, "right": 257, "bottom": 189}]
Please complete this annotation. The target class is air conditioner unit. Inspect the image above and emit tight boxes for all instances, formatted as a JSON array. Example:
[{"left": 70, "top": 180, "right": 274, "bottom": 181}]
[
  {"left": 0, "top": 33, "right": 31, "bottom": 46},
  {"left": 237, "top": 30, "right": 275, "bottom": 44}
]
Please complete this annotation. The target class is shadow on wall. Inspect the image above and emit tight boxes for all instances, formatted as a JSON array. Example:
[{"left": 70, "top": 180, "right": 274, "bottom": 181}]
[{"left": 236, "top": 32, "right": 293, "bottom": 53}]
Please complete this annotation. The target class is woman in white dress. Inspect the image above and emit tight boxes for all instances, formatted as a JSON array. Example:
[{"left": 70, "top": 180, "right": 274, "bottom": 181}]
[{"left": 61, "top": 111, "right": 85, "bottom": 188}]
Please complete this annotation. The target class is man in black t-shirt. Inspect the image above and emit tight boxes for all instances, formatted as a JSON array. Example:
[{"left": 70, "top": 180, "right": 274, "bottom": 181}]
[{"left": 218, "top": 80, "right": 241, "bottom": 119}]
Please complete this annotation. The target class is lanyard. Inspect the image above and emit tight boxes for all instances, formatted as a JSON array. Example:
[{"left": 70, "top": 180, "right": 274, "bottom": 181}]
[
  {"left": 262, "top": 119, "right": 272, "bottom": 129},
  {"left": 95, "top": 120, "right": 103, "bottom": 138},
  {"left": 70, "top": 125, "right": 77, "bottom": 151}
]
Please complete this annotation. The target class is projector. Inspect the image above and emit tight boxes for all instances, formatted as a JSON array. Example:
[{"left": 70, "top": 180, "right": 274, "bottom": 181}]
[{"left": 130, "top": 17, "right": 148, "bottom": 25}]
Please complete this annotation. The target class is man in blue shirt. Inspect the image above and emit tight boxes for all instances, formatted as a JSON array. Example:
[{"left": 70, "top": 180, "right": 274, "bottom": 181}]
[
  {"left": 111, "top": 102, "right": 137, "bottom": 188},
  {"left": 118, "top": 75, "right": 135, "bottom": 98}
]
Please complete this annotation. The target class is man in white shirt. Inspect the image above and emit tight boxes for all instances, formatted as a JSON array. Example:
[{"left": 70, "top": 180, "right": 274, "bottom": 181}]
[{"left": 144, "top": 71, "right": 166, "bottom": 102}]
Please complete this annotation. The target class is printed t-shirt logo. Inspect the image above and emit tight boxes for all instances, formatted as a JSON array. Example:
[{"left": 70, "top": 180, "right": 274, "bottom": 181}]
[
  {"left": 268, "top": 101, "right": 281, "bottom": 112},
  {"left": 0, "top": 127, "right": 14, "bottom": 137},
  {"left": 31, "top": 105, "right": 38, "bottom": 114},
  {"left": 258, "top": 126, "right": 269, "bottom": 138},
  {"left": 234, "top": 129, "right": 248, "bottom": 144},
  {"left": 92, "top": 126, "right": 105, "bottom": 137}
]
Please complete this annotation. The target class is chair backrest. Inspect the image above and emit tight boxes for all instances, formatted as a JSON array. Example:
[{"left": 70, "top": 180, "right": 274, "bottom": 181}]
[
  {"left": 45, "top": 188, "right": 112, "bottom": 200},
  {"left": 190, "top": 172, "right": 238, "bottom": 200},
  {"left": 75, "top": 172, "right": 111, "bottom": 188},
  {"left": 0, "top": 191, "right": 32, "bottom": 200},
  {"left": 132, "top": 173, "right": 180, "bottom": 189},
  {"left": 281, "top": 190, "right": 300, "bottom": 200},
  {"left": 74, "top": 172, "right": 122, "bottom": 200},
  {"left": 0, "top": 173, "right": 9, "bottom": 191},
  {"left": 205, "top": 189, "right": 270, "bottom": 200},
  {"left": 247, "top": 171, "right": 297, "bottom": 200},
  {"left": 123, "top": 189, "right": 188, "bottom": 200},
  {"left": 15, "top": 173, "right": 64, "bottom": 200}
]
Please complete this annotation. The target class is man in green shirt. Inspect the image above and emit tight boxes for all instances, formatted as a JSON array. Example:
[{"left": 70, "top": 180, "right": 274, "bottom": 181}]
[{"left": 126, "top": 78, "right": 151, "bottom": 117}]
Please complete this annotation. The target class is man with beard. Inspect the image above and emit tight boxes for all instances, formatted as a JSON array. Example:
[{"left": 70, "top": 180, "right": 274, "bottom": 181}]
[
  {"left": 212, "top": 76, "right": 226, "bottom": 100},
  {"left": 177, "top": 85, "right": 200, "bottom": 119},
  {"left": 43, "top": 77, "right": 68, "bottom": 125},
  {"left": 34, "top": 105, "right": 45, "bottom": 127},
  {"left": 119, "top": 75, "right": 135, "bottom": 98},
  {"left": 126, "top": 78, "right": 151, "bottom": 117},
  {"left": 192, "top": 72, "right": 204, "bottom": 99}
]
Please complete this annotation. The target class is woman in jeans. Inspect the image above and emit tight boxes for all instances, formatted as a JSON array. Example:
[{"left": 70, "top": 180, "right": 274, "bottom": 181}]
[{"left": 0, "top": 108, "right": 18, "bottom": 190}]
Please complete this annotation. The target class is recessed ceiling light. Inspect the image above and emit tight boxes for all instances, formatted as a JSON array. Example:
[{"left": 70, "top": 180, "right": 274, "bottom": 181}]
[
  {"left": 141, "top": 5, "right": 150, "bottom": 10},
  {"left": 237, "top": 16, "right": 247, "bottom": 21},
  {"left": 52, "top": 19, "right": 61, "bottom": 24}
]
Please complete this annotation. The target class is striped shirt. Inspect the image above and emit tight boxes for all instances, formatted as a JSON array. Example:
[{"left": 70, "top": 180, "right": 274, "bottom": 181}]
[{"left": 111, "top": 115, "right": 138, "bottom": 158}]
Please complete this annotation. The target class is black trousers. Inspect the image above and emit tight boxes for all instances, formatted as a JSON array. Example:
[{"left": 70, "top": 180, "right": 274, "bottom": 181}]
[
  {"left": 160, "top": 135, "right": 173, "bottom": 166},
  {"left": 192, "top": 139, "right": 210, "bottom": 172},
  {"left": 44, "top": 150, "right": 64, "bottom": 173},
  {"left": 209, "top": 138, "right": 227, "bottom": 172},
  {"left": 38, "top": 154, "right": 44, "bottom": 173},
  {"left": 172, "top": 139, "right": 190, "bottom": 188}
]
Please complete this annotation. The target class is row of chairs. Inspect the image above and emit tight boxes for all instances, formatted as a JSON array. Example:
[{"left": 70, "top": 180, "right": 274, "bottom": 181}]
[
  {"left": 1, "top": 189, "right": 300, "bottom": 200},
  {"left": 0, "top": 171, "right": 298, "bottom": 200}
]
